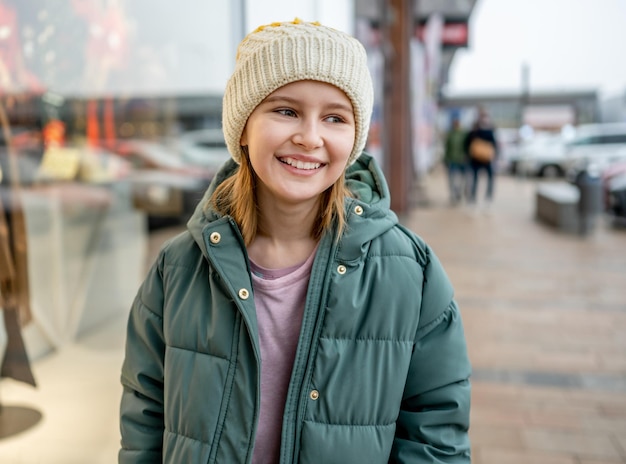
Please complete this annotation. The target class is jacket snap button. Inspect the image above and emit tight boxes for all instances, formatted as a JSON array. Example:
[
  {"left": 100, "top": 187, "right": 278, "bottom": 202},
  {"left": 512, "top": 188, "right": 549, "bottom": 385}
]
[
  {"left": 238, "top": 288, "right": 250, "bottom": 300},
  {"left": 337, "top": 265, "right": 347, "bottom": 275},
  {"left": 210, "top": 232, "right": 221, "bottom": 244},
  {"left": 309, "top": 390, "right": 319, "bottom": 400},
  {"left": 354, "top": 205, "right": 363, "bottom": 215}
]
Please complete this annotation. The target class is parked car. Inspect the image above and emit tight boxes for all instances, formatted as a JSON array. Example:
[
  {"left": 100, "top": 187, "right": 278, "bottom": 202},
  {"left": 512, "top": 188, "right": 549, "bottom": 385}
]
[
  {"left": 565, "top": 146, "right": 626, "bottom": 184},
  {"left": 114, "top": 138, "right": 215, "bottom": 227},
  {"left": 510, "top": 131, "right": 567, "bottom": 178},
  {"left": 495, "top": 127, "right": 521, "bottom": 174},
  {"left": 176, "top": 128, "right": 230, "bottom": 175},
  {"left": 562, "top": 122, "right": 626, "bottom": 181},
  {"left": 600, "top": 159, "right": 626, "bottom": 223}
]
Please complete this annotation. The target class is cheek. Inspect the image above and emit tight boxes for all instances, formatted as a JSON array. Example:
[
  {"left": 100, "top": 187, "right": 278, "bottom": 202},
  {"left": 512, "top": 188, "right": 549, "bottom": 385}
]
[
  {"left": 336, "top": 132, "right": 356, "bottom": 162},
  {"left": 242, "top": 119, "right": 278, "bottom": 150}
]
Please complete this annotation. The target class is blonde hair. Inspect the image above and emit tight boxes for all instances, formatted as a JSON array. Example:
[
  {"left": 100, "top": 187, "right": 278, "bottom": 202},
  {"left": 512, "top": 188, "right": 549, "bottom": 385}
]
[{"left": 209, "top": 150, "right": 352, "bottom": 246}]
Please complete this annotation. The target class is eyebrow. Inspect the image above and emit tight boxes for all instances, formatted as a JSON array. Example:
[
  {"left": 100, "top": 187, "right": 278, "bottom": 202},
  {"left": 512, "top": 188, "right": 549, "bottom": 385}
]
[{"left": 262, "top": 95, "right": 353, "bottom": 114}]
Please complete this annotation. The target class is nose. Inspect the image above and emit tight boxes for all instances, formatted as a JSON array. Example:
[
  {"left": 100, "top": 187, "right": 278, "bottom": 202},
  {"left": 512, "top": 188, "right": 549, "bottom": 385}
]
[{"left": 293, "top": 119, "right": 323, "bottom": 150}]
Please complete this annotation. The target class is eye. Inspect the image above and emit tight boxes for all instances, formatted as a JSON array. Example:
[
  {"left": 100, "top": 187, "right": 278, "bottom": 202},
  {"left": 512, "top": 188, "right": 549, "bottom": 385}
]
[
  {"left": 325, "top": 115, "right": 346, "bottom": 124},
  {"left": 276, "top": 108, "right": 297, "bottom": 118}
]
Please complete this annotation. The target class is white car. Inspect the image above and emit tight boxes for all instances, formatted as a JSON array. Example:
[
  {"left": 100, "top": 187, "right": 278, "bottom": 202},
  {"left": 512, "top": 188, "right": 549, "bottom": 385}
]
[
  {"left": 177, "top": 129, "right": 231, "bottom": 174},
  {"left": 562, "top": 123, "right": 626, "bottom": 180},
  {"left": 512, "top": 132, "right": 567, "bottom": 178},
  {"left": 114, "top": 138, "right": 215, "bottom": 226},
  {"left": 495, "top": 128, "right": 521, "bottom": 174}
]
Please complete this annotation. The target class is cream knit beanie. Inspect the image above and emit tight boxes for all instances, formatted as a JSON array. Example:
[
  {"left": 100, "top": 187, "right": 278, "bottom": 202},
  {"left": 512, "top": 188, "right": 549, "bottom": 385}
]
[{"left": 222, "top": 18, "right": 374, "bottom": 165}]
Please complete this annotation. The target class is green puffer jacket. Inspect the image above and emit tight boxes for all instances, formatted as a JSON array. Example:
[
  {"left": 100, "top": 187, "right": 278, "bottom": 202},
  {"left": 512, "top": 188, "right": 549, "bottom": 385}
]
[{"left": 119, "top": 153, "right": 472, "bottom": 463}]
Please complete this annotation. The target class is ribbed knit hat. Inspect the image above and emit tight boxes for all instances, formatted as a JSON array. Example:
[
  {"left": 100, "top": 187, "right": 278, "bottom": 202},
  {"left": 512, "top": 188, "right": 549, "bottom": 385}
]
[{"left": 222, "top": 18, "right": 374, "bottom": 165}]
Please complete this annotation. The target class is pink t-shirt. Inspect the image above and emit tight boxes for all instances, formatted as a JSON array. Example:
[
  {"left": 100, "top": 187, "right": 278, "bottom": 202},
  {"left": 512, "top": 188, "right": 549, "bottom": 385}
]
[{"left": 249, "top": 249, "right": 317, "bottom": 464}]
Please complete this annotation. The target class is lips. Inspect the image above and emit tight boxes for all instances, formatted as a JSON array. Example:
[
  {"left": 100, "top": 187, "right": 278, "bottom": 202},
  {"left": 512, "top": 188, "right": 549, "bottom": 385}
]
[{"left": 279, "top": 156, "right": 323, "bottom": 170}]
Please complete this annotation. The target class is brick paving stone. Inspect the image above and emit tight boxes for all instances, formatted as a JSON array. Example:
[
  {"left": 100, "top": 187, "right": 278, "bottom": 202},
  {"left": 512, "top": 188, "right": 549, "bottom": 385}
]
[
  {"left": 471, "top": 381, "right": 523, "bottom": 398},
  {"left": 577, "top": 461, "right": 626, "bottom": 464},
  {"left": 470, "top": 406, "right": 528, "bottom": 428},
  {"left": 581, "top": 416, "right": 626, "bottom": 437},
  {"left": 519, "top": 385, "right": 581, "bottom": 403},
  {"left": 469, "top": 425, "right": 524, "bottom": 448},
  {"left": 615, "top": 434, "right": 626, "bottom": 460},
  {"left": 568, "top": 390, "right": 626, "bottom": 407},
  {"left": 522, "top": 429, "right": 623, "bottom": 460},
  {"left": 598, "top": 403, "right": 626, "bottom": 417},
  {"left": 473, "top": 448, "right": 577, "bottom": 464},
  {"left": 525, "top": 410, "right": 586, "bottom": 429}
]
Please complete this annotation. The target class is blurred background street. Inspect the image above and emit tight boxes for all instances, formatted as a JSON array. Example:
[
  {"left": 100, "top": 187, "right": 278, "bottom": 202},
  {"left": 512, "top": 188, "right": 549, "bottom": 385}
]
[{"left": 408, "top": 166, "right": 626, "bottom": 463}]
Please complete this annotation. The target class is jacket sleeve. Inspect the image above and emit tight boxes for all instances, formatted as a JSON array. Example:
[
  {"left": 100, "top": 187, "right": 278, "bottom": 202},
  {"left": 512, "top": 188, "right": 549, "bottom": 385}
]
[
  {"left": 390, "top": 249, "right": 472, "bottom": 463},
  {"left": 119, "top": 255, "right": 166, "bottom": 464}
]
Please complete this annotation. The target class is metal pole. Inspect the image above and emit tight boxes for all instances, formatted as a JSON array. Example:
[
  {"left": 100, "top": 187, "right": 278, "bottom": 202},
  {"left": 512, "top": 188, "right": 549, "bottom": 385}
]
[
  {"left": 383, "top": 0, "right": 414, "bottom": 213},
  {"left": 519, "top": 62, "right": 530, "bottom": 127}
]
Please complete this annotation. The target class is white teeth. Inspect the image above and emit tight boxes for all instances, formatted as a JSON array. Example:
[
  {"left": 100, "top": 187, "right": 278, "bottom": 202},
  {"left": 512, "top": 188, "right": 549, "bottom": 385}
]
[{"left": 282, "top": 157, "right": 321, "bottom": 170}]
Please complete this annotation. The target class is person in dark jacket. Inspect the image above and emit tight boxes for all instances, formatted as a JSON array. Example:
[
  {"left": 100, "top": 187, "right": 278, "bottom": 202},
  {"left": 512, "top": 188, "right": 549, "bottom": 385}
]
[
  {"left": 119, "top": 18, "right": 472, "bottom": 464},
  {"left": 464, "top": 107, "right": 498, "bottom": 211}
]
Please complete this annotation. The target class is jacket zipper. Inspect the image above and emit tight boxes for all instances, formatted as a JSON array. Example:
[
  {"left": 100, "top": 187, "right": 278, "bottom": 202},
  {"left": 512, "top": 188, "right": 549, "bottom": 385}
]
[{"left": 279, "top": 232, "right": 337, "bottom": 463}]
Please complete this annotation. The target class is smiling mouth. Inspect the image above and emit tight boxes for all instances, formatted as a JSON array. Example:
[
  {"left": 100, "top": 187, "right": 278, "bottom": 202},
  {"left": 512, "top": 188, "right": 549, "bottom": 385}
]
[{"left": 279, "top": 157, "right": 323, "bottom": 170}]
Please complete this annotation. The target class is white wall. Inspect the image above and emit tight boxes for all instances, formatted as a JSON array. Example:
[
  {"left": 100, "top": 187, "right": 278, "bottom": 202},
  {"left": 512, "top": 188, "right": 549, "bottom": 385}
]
[{"left": 245, "top": 0, "right": 354, "bottom": 34}]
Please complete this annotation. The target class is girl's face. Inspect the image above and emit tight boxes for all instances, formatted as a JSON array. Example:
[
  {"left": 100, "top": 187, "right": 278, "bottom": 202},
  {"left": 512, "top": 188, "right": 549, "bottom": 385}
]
[{"left": 240, "top": 80, "right": 356, "bottom": 208}]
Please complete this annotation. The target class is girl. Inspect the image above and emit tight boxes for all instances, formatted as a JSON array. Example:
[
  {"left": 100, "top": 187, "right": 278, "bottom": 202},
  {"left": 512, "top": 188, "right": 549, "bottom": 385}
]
[{"left": 119, "top": 19, "right": 471, "bottom": 464}]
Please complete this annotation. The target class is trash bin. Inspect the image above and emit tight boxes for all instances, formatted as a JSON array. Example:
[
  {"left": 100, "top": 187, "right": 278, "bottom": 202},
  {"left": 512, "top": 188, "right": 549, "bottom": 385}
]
[
  {"left": 607, "top": 173, "right": 626, "bottom": 227},
  {"left": 574, "top": 169, "right": 603, "bottom": 235}
]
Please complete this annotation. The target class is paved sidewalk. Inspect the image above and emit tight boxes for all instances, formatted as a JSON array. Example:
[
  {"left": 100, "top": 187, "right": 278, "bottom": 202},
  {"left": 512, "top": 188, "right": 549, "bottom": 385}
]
[{"left": 404, "top": 168, "right": 626, "bottom": 463}]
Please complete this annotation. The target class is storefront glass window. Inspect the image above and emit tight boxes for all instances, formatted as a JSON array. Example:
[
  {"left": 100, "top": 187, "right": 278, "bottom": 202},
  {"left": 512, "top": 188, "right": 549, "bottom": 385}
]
[{"left": 1, "top": 0, "right": 240, "bottom": 373}]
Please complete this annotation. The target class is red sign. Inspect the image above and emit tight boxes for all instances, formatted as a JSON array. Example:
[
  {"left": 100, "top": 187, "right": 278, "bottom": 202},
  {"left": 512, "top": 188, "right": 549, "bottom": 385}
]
[{"left": 416, "top": 21, "right": 469, "bottom": 48}]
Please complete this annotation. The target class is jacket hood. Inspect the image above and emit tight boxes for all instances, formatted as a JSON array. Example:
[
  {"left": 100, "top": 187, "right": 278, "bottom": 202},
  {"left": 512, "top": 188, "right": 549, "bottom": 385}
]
[{"left": 187, "top": 153, "right": 398, "bottom": 260}]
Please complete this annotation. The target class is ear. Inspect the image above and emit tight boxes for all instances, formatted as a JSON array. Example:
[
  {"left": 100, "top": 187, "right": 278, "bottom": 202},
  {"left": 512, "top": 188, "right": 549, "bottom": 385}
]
[{"left": 240, "top": 128, "right": 248, "bottom": 146}]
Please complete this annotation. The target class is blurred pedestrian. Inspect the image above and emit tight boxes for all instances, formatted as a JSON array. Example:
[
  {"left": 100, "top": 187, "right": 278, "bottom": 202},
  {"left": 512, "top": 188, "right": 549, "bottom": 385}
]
[
  {"left": 465, "top": 107, "right": 498, "bottom": 212},
  {"left": 119, "top": 18, "right": 471, "bottom": 464},
  {"left": 443, "top": 115, "right": 468, "bottom": 205}
]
